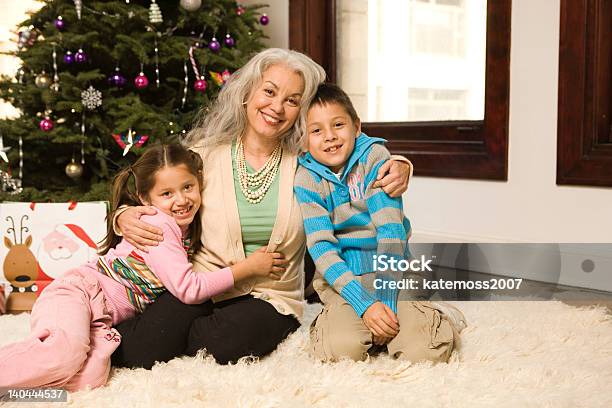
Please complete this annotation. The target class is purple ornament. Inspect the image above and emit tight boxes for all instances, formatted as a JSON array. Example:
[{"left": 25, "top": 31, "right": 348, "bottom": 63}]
[
  {"left": 208, "top": 37, "right": 221, "bottom": 53},
  {"left": 260, "top": 14, "right": 269, "bottom": 25},
  {"left": 75, "top": 48, "right": 87, "bottom": 63},
  {"left": 39, "top": 117, "right": 54, "bottom": 132},
  {"left": 224, "top": 34, "right": 235, "bottom": 48},
  {"left": 194, "top": 77, "right": 207, "bottom": 92},
  {"left": 54, "top": 16, "right": 65, "bottom": 30},
  {"left": 134, "top": 72, "right": 149, "bottom": 89},
  {"left": 63, "top": 51, "right": 74, "bottom": 65},
  {"left": 108, "top": 68, "right": 127, "bottom": 88}
]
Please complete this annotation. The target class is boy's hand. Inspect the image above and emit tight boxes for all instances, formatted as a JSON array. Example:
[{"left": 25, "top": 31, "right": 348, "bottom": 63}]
[
  {"left": 363, "top": 301, "right": 399, "bottom": 339},
  {"left": 372, "top": 160, "right": 411, "bottom": 198}
]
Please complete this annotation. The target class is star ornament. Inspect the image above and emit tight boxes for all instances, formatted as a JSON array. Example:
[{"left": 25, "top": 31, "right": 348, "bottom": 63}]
[
  {"left": 112, "top": 130, "right": 149, "bottom": 156},
  {"left": 0, "top": 134, "right": 11, "bottom": 163},
  {"left": 81, "top": 85, "right": 102, "bottom": 110},
  {"left": 210, "top": 69, "right": 231, "bottom": 87}
]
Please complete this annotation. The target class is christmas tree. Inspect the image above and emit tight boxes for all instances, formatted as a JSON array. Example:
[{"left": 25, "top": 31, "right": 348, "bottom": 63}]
[{"left": 0, "top": 0, "right": 269, "bottom": 201}]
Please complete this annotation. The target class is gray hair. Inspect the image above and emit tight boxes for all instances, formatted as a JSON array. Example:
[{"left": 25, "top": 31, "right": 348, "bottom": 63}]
[{"left": 183, "top": 48, "right": 326, "bottom": 154}]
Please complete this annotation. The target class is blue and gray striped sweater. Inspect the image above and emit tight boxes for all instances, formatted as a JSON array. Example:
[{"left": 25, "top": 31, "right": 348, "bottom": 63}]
[{"left": 294, "top": 133, "right": 411, "bottom": 317}]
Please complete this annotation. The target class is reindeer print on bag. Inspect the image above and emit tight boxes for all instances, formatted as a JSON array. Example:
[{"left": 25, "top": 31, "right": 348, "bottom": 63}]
[{"left": 3, "top": 215, "right": 39, "bottom": 312}]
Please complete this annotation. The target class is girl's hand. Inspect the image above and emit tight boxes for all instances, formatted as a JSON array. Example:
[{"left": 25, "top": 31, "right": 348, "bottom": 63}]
[
  {"left": 117, "top": 206, "right": 163, "bottom": 252},
  {"left": 363, "top": 301, "right": 400, "bottom": 339},
  {"left": 372, "top": 160, "right": 412, "bottom": 198},
  {"left": 231, "top": 247, "right": 287, "bottom": 282}
]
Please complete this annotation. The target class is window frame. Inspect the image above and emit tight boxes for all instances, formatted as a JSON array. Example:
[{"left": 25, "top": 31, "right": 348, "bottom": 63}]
[
  {"left": 289, "top": 0, "right": 511, "bottom": 180},
  {"left": 556, "top": 0, "right": 612, "bottom": 187}
]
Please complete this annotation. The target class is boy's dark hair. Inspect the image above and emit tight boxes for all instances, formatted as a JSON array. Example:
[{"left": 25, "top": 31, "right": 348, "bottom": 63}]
[
  {"left": 310, "top": 82, "right": 360, "bottom": 125},
  {"left": 98, "top": 143, "right": 203, "bottom": 257}
]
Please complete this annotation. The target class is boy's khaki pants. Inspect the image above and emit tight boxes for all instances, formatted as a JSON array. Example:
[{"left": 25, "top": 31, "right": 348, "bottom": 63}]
[{"left": 310, "top": 293, "right": 460, "bottom": 363}]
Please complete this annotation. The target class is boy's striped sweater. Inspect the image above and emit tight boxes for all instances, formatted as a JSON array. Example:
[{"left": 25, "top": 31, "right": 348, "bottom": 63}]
[{"left": 294, "top": 134, "right": 411, "bottom": 317}]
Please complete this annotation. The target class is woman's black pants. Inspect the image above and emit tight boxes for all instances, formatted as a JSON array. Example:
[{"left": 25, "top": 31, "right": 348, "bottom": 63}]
[
  {"left": 111, "top": 292, "right": 300, "bottom": 368},
  {"left": 112, "top": 252, "right": 315, "bottom": 368}
]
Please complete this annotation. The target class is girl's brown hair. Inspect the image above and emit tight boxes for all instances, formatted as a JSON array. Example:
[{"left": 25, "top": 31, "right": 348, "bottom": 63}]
[{"left": 98, "top": 143, "right": 203, "bottom": 256}]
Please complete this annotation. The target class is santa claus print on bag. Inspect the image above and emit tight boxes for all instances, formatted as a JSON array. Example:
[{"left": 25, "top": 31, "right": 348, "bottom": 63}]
[
  {"left": 37, "top": 224, "right": 98, "bottom": 279},
  {"left": 0, "top": 202, "right": 107, "bottom": 312}
]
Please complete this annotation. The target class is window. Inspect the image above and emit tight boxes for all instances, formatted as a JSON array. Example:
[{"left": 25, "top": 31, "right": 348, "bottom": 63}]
[
  {"left": 557, "top": 0, "right": 612, "bottom": 187},
  {"left": 405, "top": 88, "right": 468, "bottom": 121},
  {"left": 289, "top": 0, "right": 510, "bottom": 180},
  {"left": 408, "top": 0, "right": 467, "bottom": 58},
  {"left": 338, "top": 0, "right": 484, "bottom": 123}
]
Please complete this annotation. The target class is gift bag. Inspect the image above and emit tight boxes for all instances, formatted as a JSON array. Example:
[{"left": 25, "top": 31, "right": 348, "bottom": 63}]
[
  {"left": 0, "top": 283, "right": 5, "bottom": 315},
  {"left": 0, "top": 202, "right": 108, "bottom": 313}
]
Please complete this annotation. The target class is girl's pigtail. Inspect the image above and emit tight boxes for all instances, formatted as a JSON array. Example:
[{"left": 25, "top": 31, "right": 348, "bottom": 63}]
[{"left": 98, "top": 167, "right": 142, "bottom": 255}]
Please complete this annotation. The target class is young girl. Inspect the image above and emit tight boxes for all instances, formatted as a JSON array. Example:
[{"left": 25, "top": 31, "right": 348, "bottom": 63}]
[{"left": 0, "top": 143, "right": 286, "bottom": 392}]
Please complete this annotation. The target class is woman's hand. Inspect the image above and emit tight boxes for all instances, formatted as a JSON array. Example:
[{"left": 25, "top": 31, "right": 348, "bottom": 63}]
[
  {"left": 231, "top": 247, "right": 287, "bottom": 282},
  {"left": 363, "top": 301, "right": 399, "bottom": 340},
  {"left": 116, "top": 206, "right": 163, "bottom": 252},
  {"left": 372, "top": 160, "right": 412, "bottom": 198}
]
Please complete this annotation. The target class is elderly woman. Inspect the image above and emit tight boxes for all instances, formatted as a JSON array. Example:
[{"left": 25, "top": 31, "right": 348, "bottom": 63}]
[{"left": 111, "top": 49, "right": 411, "bottom": 367}]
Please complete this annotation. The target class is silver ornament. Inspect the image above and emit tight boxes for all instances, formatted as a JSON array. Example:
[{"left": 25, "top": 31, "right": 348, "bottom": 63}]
[
  {"left": 17, "top": 28, "right": 30, "bottom": 49},
  {"left": 35, "top": 72, "right": 51, "bottom": 88},
  {"left": 180, "top": 0, "right": 202, "bottom": 12},
  {"left": 0, "top": 170, "right": 22, "bottom": 194},
  {"left": 73, "top": 0, "right": 82, "bottom": 19},
  {"left": 51, "top": 45, "right": 60, "bottom": 92},
  {"left": 65, "top": 160, "right": 84, "bottom": 180},
  {"left": 149, "top": 0, "right": 163, "bottom": 24}
]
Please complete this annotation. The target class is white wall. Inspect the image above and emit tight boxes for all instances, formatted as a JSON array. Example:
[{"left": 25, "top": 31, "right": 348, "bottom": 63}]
[{"left": 241, "top": 0, "right": 288, "bottom": 49}]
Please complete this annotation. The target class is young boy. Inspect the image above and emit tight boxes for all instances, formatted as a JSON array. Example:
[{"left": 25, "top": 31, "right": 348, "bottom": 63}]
[{"left": 294, "top": 83, "right": 465, "bottom": 363}]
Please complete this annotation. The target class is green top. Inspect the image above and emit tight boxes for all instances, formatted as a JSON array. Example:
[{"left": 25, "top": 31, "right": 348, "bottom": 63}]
[{"left": 232, "top": 143, "right": 280, "bottom": 256}]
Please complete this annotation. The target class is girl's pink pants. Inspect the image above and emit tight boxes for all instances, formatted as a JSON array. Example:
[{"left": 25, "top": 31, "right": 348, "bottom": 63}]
[{"left": 0, "top": 268, "right": 121, "bottom": 391}]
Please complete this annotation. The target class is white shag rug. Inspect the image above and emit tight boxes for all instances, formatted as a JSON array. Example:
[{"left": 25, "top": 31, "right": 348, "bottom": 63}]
[{"left": 1, "top": 301, "right": 611, "bottom": 408}]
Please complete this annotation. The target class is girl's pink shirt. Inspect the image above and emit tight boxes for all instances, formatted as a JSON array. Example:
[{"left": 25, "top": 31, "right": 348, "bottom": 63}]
[{"left": 89, "top": 210, "right": 234, "bottom": 325}]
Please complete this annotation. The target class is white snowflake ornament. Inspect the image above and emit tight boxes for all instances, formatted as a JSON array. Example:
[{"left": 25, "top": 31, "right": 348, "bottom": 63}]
[{"left": 81, "top": 86, "right": 102, "bottom": 110}]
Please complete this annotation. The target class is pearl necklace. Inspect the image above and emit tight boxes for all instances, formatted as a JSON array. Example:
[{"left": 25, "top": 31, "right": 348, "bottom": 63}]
[{"left": 235, "top": 138, "right": 282, "bottom": 204}]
